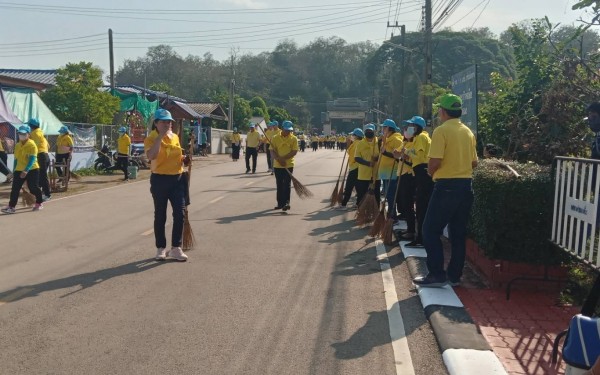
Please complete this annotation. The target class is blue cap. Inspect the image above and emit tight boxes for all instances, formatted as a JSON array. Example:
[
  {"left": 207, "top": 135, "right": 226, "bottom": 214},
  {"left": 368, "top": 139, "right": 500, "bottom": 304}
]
[
  {"left": 352, "top": 128, "right": 364, "bottom": 137},
  {"left": 58, "top": 125, "right": 69, "bottom": 134},
  {"left": 233, "top": 127, "right": 237, "bottom": 131},
  {"left": 17, "top": 125, "right": 31, "bottom": 134},
  {"left": 282, "top": 120, "right": 293, "bottom": 131},
  {"left": 272, "top": 120, "right": 279, "bottom": 127},
  {"left": 381, "top": 119, "right": 398, "bottom": 130},
  {"left": 27, "top": 118, "right": 40, "bottom": 127},
  {"left": 154, "top": 109, "right": 174, "bottom": 122},
  {"left": 402, "top": 116, "right": 426, "bottom": 128},
  {"left": 118, "top": 126, "right": 127, "bottom": 133},
  {"left": 249, "top": 124, "right": 255, "bottom": 128},
  {"left": 365, "top": 124, "right": 376, "bottom": 131}
]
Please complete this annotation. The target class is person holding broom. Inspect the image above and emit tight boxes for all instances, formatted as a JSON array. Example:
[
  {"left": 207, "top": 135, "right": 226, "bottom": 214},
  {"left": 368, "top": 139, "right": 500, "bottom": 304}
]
[
  {"left": 339, "top": 128, "right": 364, "bottom": 209},
  {"left": 354, "top": 124, "right": 379, "bottom": 207},
  {"left": 0, "top": 134, "right": 12, "bottom": 183},
  {"left": 144, "top": 109, "right": 190, "bottom": 262},
  {"left": 28, "top": 118, "right": 51, "bottom": 201},
  {"left": 270, "top": 120, "right": 298, "bottom": 211},
  {"left": 116, "top": 126, "right": 131, "bottom": 181},
  {"left": 1, "top": 125, "right": 44, "bottom": 214},
  {"left": 55, "top": 126, "right": 74, "bottom": 177},
  {"left": 378, "top": 119, "right": 404, "bottom": 219},
  {"left": 413, "top": 94, "right": 477, "bottom": 288}
]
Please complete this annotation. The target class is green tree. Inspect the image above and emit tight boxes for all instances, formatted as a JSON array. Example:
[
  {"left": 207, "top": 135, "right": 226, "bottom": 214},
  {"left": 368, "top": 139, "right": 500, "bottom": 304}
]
[
  {"left": 42, "top": 62, "right": 120, "bottom": 124},
  {"left": 267, "top": 106, "right": 297, "bottom": 125},
  {"left": 249, "top": 96, "right": 270, "bottom": 121},
  {"left": 149, "top": 82, "right": 173, "bottom": 93},
  {"left": 210, "top": 92, "right": 252, "bottom": 131}
]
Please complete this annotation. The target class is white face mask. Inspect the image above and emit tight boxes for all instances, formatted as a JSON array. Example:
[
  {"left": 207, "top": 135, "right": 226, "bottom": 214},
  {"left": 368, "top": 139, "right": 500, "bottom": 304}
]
[
  {"left": 18, "top": 134, "right": 28, "bottom": 141},
  {"left": 405, "top": 127, "right": 416, "bottom": 137}
]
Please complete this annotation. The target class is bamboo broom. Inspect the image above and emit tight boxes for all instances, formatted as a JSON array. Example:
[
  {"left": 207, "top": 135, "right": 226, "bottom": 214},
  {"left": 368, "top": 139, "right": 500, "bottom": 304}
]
[
  {"left": 258, "top": 126, "right": 313, "bottom": 199},
  {"left": 369, "top": 159, "right": 398, "bottom": 237},
  {"left": 336, "top": 156, "right": 350, "bottom": 204},
  {"left": 182, "top": 141, "right": 196, "bottom": 251},
  {"left": 356, "top": 135, "right": 386, "bottom": 226},
  {"left": 382, "top": 150, "right": 408, "bottom": 245},
  {"left": 330, "top": 149, "right": 348, "bottom": 206},
  {"left": 21, "top": 188, "right": 36, "bottom": 207}
]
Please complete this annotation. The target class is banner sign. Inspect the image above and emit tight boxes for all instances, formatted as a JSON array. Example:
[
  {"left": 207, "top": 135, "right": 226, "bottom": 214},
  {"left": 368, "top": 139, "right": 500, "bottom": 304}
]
[{"left": 451, "top": 65, "right": 478, "bottom": 136}]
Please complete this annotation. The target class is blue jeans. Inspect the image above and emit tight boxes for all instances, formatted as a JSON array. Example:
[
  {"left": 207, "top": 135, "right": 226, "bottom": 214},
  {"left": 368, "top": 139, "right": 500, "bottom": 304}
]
[
  {"left": 422, "top": 178, "right": 474, "bottom": 281},
  {"left": 150, "top": 174, "right": 186, "bottom": 248},
  {"left": 382, "top": 178, "right": 398, "bottom": 217}
]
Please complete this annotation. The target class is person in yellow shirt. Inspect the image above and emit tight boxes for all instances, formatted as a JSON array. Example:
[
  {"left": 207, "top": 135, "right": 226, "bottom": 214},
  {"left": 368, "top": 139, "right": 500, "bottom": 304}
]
[
  {"left": 354, "top": 124, "right": 379, "bottom": 207},
  {"left": 270, "top": 120, "right": 298, "bottom": 211},
  {"left": 144, "top": 109, "right": 189, "bottom": 262},
  {"left": 0, "top": 134, "right": 12, "bottom": 182},
  {"left": 378, "top": 119, "right": 404, "bottom": 219},
  {"left": 310, "top": 134, "right": 319, "bottom": 152},
  {"left": 298, "top": 132, "right": 306, "bottom": 152},
  {"left": 340, "top": 128, "right": 363, "bottom": 208},
  {"left": 116, "top": 126, "right": 132, "bottom": 180},
  {"left": 265, "top": 121, "right": 279, "bottom": 173},
  {"left": 393, "top": 123, "right": 416, "bottom": 240},
  {"left": 231, "top": 128, "right": 241, "bottom": 162},
  {"left": 28, "top": 118, "right": 51, "bottom": 201},
  {"left": 245, "top": 124, "right": 261, "bottom": 174},
  {"left": 337, "top": 134, "right": 347, "bottom": 151},
  {"left": 2, "top": 125, "right": 43, "bottom": 213},
  {"left": 55, "top": 125, "right": 74, "bottom": 177},
  {"left": 400, "top": 115, "right": 432, "bottom": 248},
  {"left": 414, "top": 94, "right": 477, "bottom": 288}
]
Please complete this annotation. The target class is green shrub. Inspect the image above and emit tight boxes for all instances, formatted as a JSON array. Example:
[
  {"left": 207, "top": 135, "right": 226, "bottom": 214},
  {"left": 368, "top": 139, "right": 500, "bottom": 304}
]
[{"left": 468, "top": 159, "right": 568, "bottom": 265}]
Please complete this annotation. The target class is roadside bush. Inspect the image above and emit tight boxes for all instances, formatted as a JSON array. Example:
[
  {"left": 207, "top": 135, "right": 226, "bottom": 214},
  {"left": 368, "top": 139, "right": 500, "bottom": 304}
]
[{"left": 468, "top": 159, "right": 568, "bottom": 265}]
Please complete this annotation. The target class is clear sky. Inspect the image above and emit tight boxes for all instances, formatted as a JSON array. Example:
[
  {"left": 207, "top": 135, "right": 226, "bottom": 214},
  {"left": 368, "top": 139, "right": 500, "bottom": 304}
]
[{"left": 0, "top": 0, "right": 591, "bottom": 76}]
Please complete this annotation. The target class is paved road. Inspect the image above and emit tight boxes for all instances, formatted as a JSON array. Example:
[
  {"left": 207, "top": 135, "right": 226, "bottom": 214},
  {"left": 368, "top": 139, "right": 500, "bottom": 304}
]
[{"left": 0, "top": 149, "right": 447, "bottom": 375}]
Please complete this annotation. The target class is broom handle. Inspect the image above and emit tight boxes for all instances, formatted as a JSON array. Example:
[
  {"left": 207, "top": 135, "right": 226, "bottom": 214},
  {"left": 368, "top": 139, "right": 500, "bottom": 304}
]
[
  {"left": 257, "top": 126, "right": 295, "bottom": 177},
  {"left": 335, "top": 148, "right": 348, "bottom": 184},
  {"left": 368, "top": 135, "right": 387, "bottom": 189},
  {"left": 389, "top": 147, "right": 408, "bottom": 218}
]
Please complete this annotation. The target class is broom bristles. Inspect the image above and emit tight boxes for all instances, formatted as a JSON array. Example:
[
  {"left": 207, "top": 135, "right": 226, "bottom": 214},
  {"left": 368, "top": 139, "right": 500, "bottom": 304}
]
[
  {"left": 356, "top": 191, "right": 379, "bottom": 225},
  {"left": 368, "top": 207, "right": 386, "bottom": 237},
  {"left": 330, "top": 180, "right": 340, "bottom": 206},
  {"left": 21, "top": 189, "right": 36, "bottom": 207},
  {"left": 291, "top": 174, "right": 313, "bottom": 199},
  {"left": 182, "top": 209, "right": 195, "bottom": 251},
  {"left": 69, "top": 171, "right": 82, "bottom": 181},
  {"left": 336, "top": 180, "right": 345, "bottom": 204},
  {"left": 382, "top": 218, "right": 395, "bottom": 245}
]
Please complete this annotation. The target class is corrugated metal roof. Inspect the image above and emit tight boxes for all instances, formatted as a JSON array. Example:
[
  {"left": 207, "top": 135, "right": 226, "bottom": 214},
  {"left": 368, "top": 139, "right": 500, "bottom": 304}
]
[
  {"left": 0, "top": 69, "right": 57, "bottom": 86},
  {"left": 105, "top": 85, "right": 187, "bottom": 103},
  {"left": 187, "top": 102, "right": 228, "bottom": 121}
]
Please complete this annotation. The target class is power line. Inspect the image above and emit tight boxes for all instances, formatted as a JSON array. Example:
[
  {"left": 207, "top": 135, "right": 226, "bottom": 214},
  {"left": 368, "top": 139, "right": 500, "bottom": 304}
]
[
  {"left": 0, "top": 33, "right": 104, "bottom": 47},
  {"left": 447, "top": 0, "right": 488, "bottom": 29},
  {"left": 470, "top": 0, "right": 491, "bottom": 28}
]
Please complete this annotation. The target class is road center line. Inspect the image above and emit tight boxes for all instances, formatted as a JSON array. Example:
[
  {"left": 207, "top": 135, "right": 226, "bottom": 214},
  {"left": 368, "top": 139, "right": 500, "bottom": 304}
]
[
  {"left": 375, "top": 239, "right": 416, "bottom": 375},
  {"left": 209, "top": 196, "right": 224, "bottom": 204}
]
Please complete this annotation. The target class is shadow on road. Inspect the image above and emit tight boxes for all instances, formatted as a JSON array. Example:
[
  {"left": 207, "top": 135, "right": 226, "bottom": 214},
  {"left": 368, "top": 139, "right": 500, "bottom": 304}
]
[
  {"left": 0, "top": 259, "right": 164, "bottom": 304},
  {"left": 215, "top": 208, "right": 287, "bottom": 224}
]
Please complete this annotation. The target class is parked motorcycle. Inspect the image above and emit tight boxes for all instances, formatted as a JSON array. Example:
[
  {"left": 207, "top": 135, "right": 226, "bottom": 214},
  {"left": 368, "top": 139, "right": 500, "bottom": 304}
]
[{"left": 94, "top": 144, "right": 115, "bottom": 172}]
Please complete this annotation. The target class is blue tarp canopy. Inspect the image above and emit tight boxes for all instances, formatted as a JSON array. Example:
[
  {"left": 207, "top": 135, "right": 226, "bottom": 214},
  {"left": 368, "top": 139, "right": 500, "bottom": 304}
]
[{"left": 1, "top": 87, "right": 63, "bottom": 135}]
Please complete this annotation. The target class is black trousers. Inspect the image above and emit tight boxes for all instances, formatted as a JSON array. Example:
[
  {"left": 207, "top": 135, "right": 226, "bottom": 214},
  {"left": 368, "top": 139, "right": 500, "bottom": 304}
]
[
  {"left": 232, "top": 144, "right": 240, "bottom": 160},
  {"left": 355, "top": 179, "right": 370, "bottom": 207},
  {"left": 37, "top": 152, "right": 51, "bottom": 197},
  {"left": 117, "top": 153, "right": 129, "bottom": 179},
  {"left": 150, "top": 174, "right": 185, "bottom": 248},
  {"left": 266, "top": 144, "right": 272, "bottom": 169},
  {"left": 274, "top": 167, "right": 293, "bottom": 207},
  {"left": 342, "top": 168, "right": 358, "bottom": 206},
  {"left": 245, "top": 147, "right": 258, "bottom": 172},
  {"left": 9, "top": 169, "right": 43, "bottom": 207},
  {"left": 397, "top": 173, "right": 416, "bottom": 233},
  {"left": 311, "top": 141, "right": 318, "bottom": 151},
  {"left": 0, "top": 151, "right": 10, "bottom": 176},
  {"left": 414, "top": 164, "right": 434, "bottom": 243},
  {"left": 300, "top": 140, "right": 306, "bottom": 152},
  {"left": 55, "top": 153, "right": 70, "bottom": 177}
]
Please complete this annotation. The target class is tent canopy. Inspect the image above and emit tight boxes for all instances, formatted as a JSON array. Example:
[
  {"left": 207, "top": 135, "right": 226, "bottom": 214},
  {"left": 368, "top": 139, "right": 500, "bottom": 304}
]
[
  {"left": 0, "top": 87, "right": 22, "bottom": 126},
  {"left": 2, "top": 87, "right": 63, "bottom": 135},
  {"left": 111, "top": 89, "right": 159, "bottom": 122}
]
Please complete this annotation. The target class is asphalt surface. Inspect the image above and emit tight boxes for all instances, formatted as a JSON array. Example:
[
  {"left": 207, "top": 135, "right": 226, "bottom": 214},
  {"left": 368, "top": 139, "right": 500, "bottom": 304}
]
[{"left": 0, "top": 149, "right": 447, "bottom": 375}]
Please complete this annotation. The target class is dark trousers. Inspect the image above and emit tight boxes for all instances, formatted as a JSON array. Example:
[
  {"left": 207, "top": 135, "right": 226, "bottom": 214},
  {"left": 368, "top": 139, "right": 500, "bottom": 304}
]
[
  {"left": 311, "top": 141, "right": 318, "bottom": 151},
  {"left": 55, "top": 153, "right": 70, "bottom": 177},
  {"left": 37, "top": 152, "right": 51, "bottom": 197},
  {"left": 150, "top": 174, "right": 185, "bottom": 248},
  {"left": 414, "top": 164, "right": 433, "bottom": 243},
  {"left": 397, "top": 174, "right": 416, "bottom": 232},
  {"left": 0, "top": 151, "right": 10, "bottom": 176},
  {"left": 266, "top": 144, "right": 272, "bottom": 169},
  {"left": 422, "top": 178, "right": 474, "bottom": 281},
  {"left": 232, "top": 144, "right": 240, "bottom": 160},
  {"left": 341, "top": 168, "right": 358, "bottom": 206},
  {"left": 117, "top": 153, "right": 129, "bottom": 179},
  {"left": 245, "top": 147, "right": 257, "bottom": 172},
  {"left": 355, "top": 179, "right": 370, "bottom": 207},
  {"left": 9, "top": 169, "right": 43, "bottom": 207},
  {"left": 274, "top": 167, "right": 293, "bottom": 207},
  {"left": 382, "top": 177, "right": 399, "bottom": 218}
]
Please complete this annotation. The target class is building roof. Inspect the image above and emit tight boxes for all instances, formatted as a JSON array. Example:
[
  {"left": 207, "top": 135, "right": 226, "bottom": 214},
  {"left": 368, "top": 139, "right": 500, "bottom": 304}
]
[
  {"left": 326, "top": 98, "right": 369, "bottom": 112},
  {"left": 187, "top": 102, "right": 228, "bottom": 121},
  {"left": 0, "top": 69, "right": 57, "bottom": 86},
  {"left": 105, "top": 85, "right": 187, "bottom": 103}
]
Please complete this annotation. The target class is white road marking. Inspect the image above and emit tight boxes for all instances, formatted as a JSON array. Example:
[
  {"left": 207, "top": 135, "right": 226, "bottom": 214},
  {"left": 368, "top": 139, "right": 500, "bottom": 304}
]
[
  {"left": 375, "top": 239, "right": 416, "bottom": 375},
  {"left": 209, "top": 196, "right": 224, "bottom": 204}
]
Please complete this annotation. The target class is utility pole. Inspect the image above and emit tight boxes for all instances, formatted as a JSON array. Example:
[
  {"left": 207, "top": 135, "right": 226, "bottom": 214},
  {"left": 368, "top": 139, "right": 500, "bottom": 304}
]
[
  {"left": 228, "top": 53, "right": 235, "bottom": 131},
  {"left": 424, "top": 0, "right": 433, "bottom": 125},
  {"left": 109, "top": 29, "right": 115, "bottom": 91},
  {"left": 386, "top": 22, "right": 406, "bottom": 120}
]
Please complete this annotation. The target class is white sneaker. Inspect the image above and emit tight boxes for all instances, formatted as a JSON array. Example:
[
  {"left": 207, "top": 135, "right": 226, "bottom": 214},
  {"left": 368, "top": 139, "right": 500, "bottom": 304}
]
[
  {"left": 1, "top": 206, "right": 15, "bottom": 214},
  {"left": 32, "top": 203, "right": 43, "bottom": 211},
  {"left": 168, "top": 247, "right": 188, "bottom": 262},
  {"left": 155, "top": 247, "right": 167, "bottom": 261}
]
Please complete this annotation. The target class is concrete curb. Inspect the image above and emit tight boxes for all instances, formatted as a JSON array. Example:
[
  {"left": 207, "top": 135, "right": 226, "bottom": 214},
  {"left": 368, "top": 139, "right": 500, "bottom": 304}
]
[{"left": 392, "top": 224, "right": 508, "bottom": 375}]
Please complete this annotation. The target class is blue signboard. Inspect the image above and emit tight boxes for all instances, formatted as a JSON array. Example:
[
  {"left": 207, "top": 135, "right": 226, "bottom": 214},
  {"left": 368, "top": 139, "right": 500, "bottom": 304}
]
[{"left": 451, "top": 65, "right": 478, "bottom": 136}]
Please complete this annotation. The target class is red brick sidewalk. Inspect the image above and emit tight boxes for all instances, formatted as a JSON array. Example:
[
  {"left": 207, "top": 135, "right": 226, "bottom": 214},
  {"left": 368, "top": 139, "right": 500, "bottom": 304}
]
[{"left": 455, "top": 287, "right": 579, "bottom": 375}]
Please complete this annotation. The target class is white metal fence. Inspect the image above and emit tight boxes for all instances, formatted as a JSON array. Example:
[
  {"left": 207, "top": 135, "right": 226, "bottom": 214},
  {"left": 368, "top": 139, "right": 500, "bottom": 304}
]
[{"left": 552, "top": 157, "right": 600, "bottom": 269}]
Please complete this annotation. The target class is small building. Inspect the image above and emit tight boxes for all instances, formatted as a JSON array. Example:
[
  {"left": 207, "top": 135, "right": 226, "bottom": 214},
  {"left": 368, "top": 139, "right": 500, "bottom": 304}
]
[
  {"left": 324, "top": 98, "right": 368, "bottom": 134},
  {"left": 0, "top": 69, "right": 57, "bottom": 91}
]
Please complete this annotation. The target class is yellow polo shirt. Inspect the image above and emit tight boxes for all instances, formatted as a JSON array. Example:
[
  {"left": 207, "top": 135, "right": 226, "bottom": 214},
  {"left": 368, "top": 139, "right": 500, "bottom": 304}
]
[
  {"left": 396, "top": 140, "right": 413, "bottom": 176},
  {"left": 231, "top": 132, "right": 241, "bottom": 145},
  {"left": 354, "top": 138, "right": 379, "bottom": 181},
  {"left": 311, "top": 135, "right": 318, "bottom": 142},
  {"left": 410, "top": 131, "right": 431, "bottom": 167},
  {"left": 246, "top": 131, "right": 261, "bottom": 148},
  {"left": 30, "top": 128, "right": 48, "bottom": 153},
  {"left": 14, "top": 139, "right": 39, "bottom": 171},
  {"left": 266, "top": 129, "right": 279, "bottom": 144},
  {"left": 0, "top": 138, "right": 4, "bottom": 152},
  {"left": 117, "top": 133, "right": 131, "bottom": 154},
  {"left": 56, "top": 134, "right": 74, "bottom": 154},
  {"left": 347, "top": 141, "right": 358, "bottom": 171},
  {"left": 271, "top": 133, "right": 299, "bottom": 168},
  {"left": 429, "top": 118, "right": 477, "bottom": 180},
  {"left": 144, "top": 130, "right": 184, "bottom": 175},
  {"left": 378, "top": 132, "right": 404, "bottom": 180}
]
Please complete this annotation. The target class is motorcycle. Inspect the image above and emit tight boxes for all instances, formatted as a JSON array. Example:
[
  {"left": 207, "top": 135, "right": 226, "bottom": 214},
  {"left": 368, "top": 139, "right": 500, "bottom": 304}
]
[{"left": 94, "top": 144, "right": 115, "bottom": 172}]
